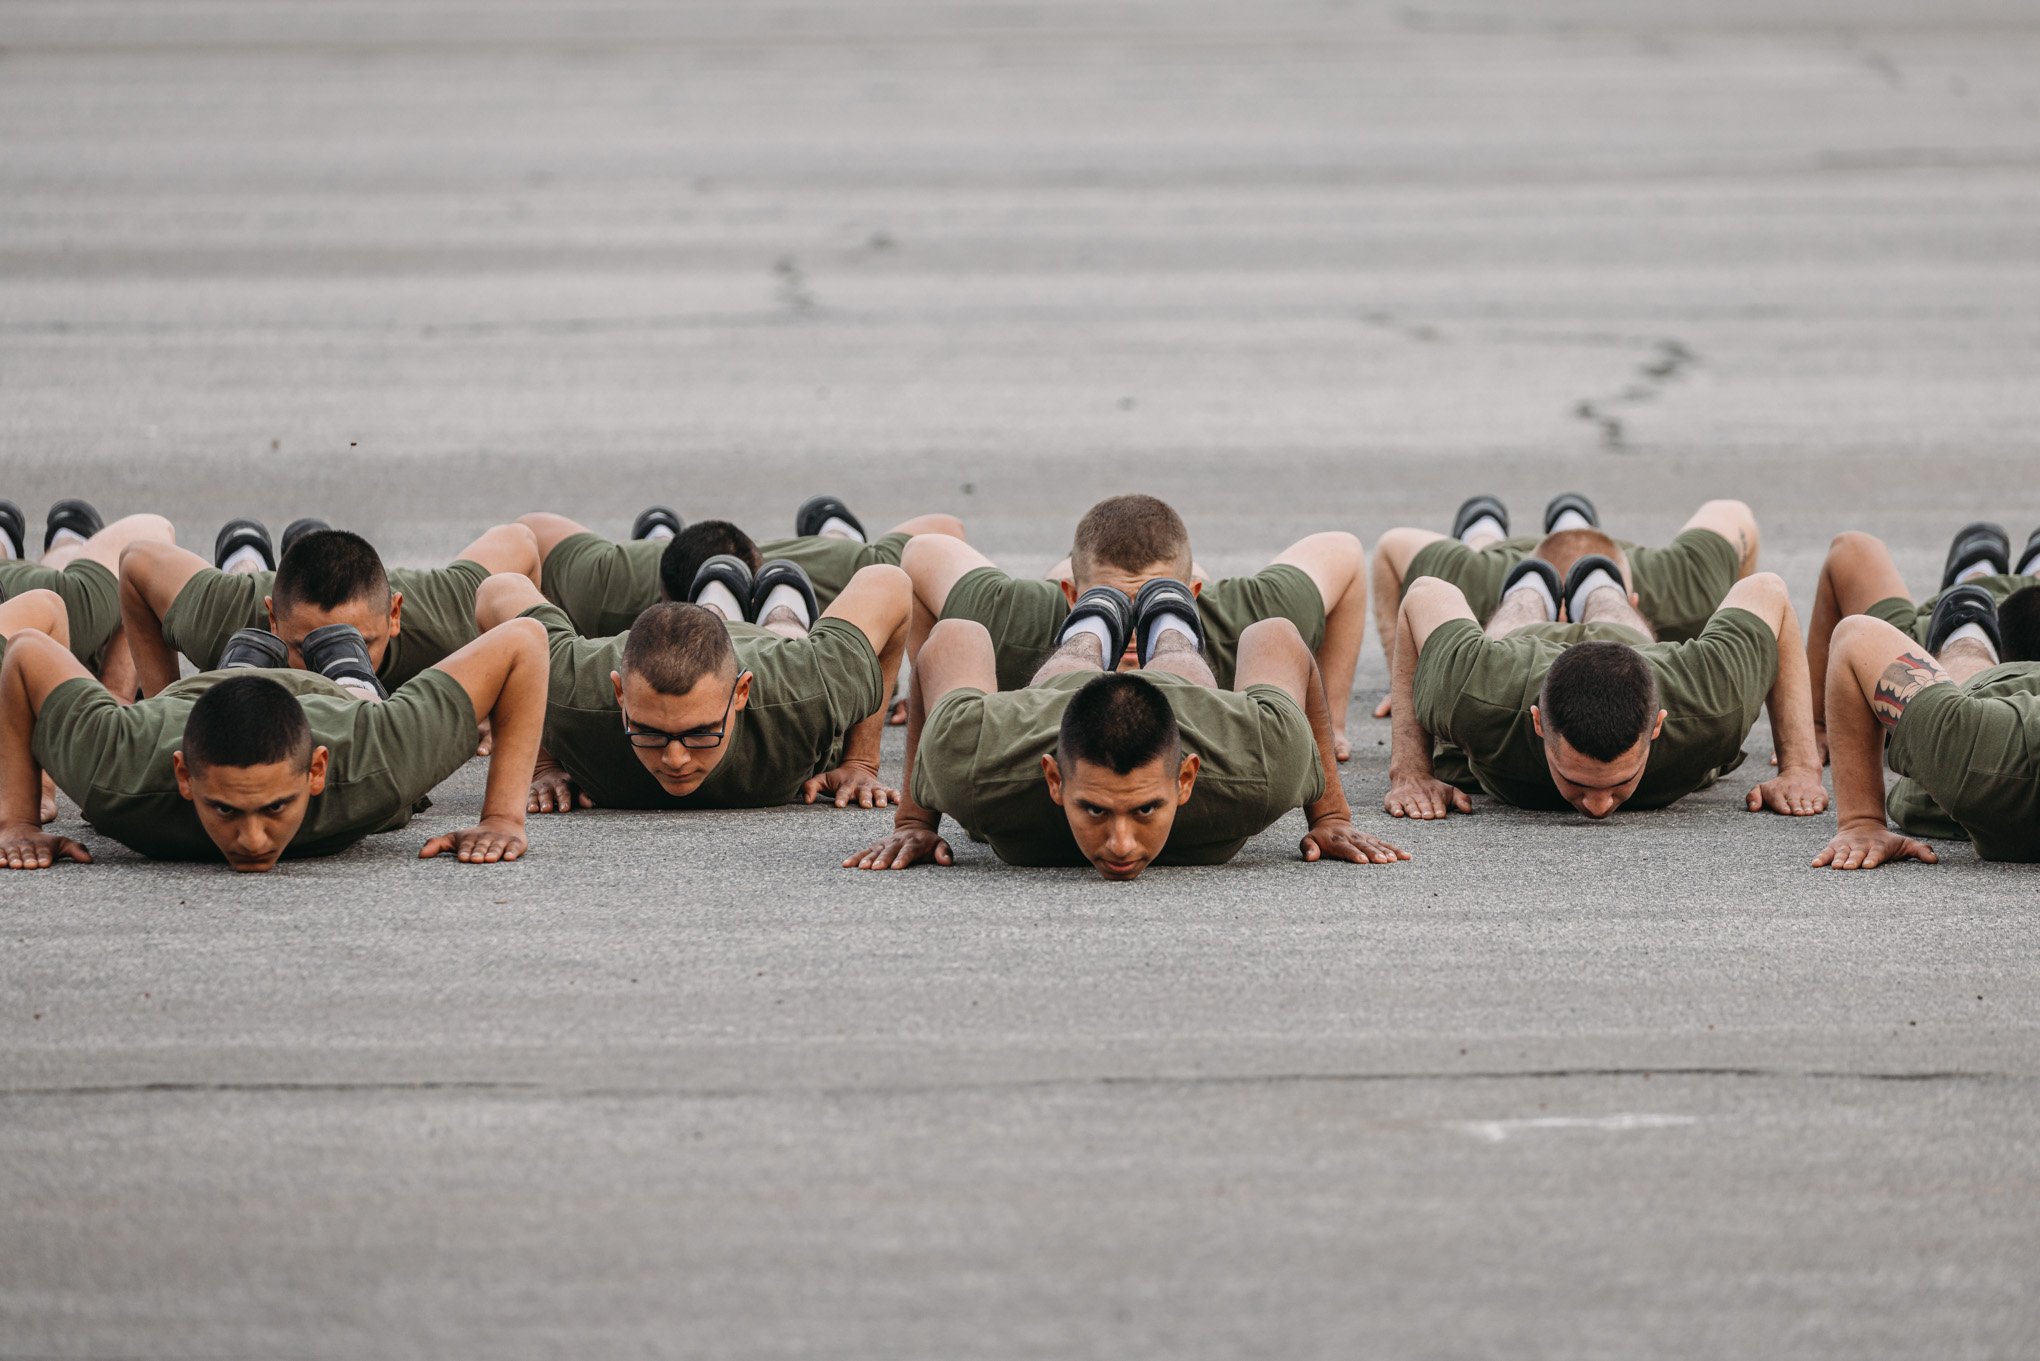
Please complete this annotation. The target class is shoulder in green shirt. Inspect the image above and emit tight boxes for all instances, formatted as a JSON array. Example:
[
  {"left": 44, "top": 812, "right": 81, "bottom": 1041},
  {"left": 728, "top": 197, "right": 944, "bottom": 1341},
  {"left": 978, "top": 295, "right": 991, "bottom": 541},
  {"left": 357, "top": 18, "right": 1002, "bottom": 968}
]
[
  {"left": 525, "top": 603, "right": 884, "bottom": 809},
  {"left": 32, "top": 667, "right": 477, "bottom": 862}
]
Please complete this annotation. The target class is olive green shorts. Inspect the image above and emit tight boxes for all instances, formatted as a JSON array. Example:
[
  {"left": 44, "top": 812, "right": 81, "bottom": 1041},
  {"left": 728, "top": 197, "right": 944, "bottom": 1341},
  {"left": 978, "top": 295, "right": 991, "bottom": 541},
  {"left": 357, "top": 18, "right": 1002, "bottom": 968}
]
[
  {"left": 940, "top": 563, "right": 1327, "bottom": 694},
  {"left": 1884, "top": 666, "right": 2040, "bottom": 862},
  {"left": 541, "top": 532, "right": 665, "bottom": 638},
  {"left": 754, "top": 531, "right": 913, "bottom": 608},
  {"left": 0, "top": 558, "right": 122, "bottom": 668},
  {"left": 1406, "top": 528, "right": 1739, "bottom": 643}
]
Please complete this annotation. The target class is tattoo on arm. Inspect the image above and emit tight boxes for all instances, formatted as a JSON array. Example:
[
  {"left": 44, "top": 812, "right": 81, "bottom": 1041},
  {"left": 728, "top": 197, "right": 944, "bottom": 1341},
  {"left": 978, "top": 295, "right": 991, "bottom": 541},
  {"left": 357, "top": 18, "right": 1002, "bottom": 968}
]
[{"left": 1870, "top": 650, "right": 1945, "bottom": 730}]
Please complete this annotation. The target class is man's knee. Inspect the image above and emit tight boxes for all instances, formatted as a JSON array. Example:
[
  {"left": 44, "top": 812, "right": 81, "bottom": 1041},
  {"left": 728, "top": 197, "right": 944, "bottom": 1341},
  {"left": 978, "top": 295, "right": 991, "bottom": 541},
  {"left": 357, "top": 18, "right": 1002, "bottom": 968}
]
[
  {"left": 1375, "top": 527, "right": 1436, "bottom": 577},
  {"left": 1826, "top": 529, "right": 1887, "bottom": 569},
  {"left": 923, "top": 617, "right": 992, "bottom": 656}
]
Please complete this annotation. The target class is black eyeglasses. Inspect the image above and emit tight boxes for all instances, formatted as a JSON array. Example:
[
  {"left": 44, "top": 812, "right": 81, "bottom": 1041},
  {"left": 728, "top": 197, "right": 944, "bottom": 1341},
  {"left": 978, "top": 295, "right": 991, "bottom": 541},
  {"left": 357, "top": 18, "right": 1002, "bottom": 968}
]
[{"left": 622, "top": 673, "right": 745, "bottom": 749}]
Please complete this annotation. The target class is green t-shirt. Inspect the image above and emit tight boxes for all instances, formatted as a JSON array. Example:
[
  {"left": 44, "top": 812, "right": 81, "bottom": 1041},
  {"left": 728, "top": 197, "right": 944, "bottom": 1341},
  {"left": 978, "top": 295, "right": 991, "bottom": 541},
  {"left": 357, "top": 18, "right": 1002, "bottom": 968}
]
[
  {"left": 32, "top": 667, "right": 477, "bottom": 862},
  {"left": 525, "top": 603, "right": 884, "bottom": 808},
  {"left": 1885, "top": 663, "right": 2040, "bottom": 862},
  {"left": 540, "top": 531, "right": 911, "bottom": 638},
  {"left": 938, "top": 564, "right": 1328, "bottom": 693},
  {"left": 910, "top": 668, "right": 1324, "bottom": 867},
  {"left": 1411, "top": 608, "right": 1775, "bottom": 811},
  {"left": 160, "top": 561, "right": 488, "bottom": 686}
]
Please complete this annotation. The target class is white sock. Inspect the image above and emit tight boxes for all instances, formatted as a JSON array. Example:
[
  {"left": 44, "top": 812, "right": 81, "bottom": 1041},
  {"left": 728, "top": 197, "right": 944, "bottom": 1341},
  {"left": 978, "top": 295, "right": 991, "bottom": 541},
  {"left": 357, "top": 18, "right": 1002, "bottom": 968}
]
[
  {"left": 1549, "top": 508, "right": 1592, "bottom": 533},
  {"left": 1459, "top": 514, "right": 1505, "bottom": 546},
  {"left": 337, "top": 677, "right": 385, "bottom": 704},
  {"left": 1570, "top": 567, "right": 1621, "bottom": 614},
  {"left": 1954, "top": 558, "right": 1995, "bottom": 584},
  {"left": 1507, "top": 572, "right": 1557, "bottom": 621},
  {"left": 1058, "top": 614, "right": 1114, "bottom": 659},
  {"left": 2023, "top": 555, "right": 2040, "bottom": 578},
  {"left": 220, "top": 544, "right": 268, "bottom": 575},
  {"left": 1144, "top": 609, "right": 1199, "bottom": 657},
  {"left": 643, "top": 524, "right": 675, "bottom": 543},
  {"left": 695, "top": 580, "right": 743, "bottom": 621},
  {"left": 47, "top": 527, "right": 87, "bottom": 552},
  {"left": 0, "top": 535, "right": 15, "bottom": 560},
  {"left": 819, "top": 515, "right": 865, "bottom": 543},
  {"left": 1944, "top": 621, "right": 1998, "bottom": 660},
  {"left": 758, "top": 580, "right": 811, "bottom": 628}
]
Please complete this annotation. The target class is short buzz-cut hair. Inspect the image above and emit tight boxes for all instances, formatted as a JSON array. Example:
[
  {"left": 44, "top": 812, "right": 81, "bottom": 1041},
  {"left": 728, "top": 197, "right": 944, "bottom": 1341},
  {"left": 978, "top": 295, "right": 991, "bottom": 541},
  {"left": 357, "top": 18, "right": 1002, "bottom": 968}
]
[
  {"left": 622, "top": 601, "right": 739, "bottom": 696},
  {"left": 658, "top": 520, "right": 762, "bottom": 604},
  {"left": 1069, "top": 494, "right": 1192, "bottom": 583},
  {"left": 2000, "top": 584, "right": 2040, "bottom": 664},
  {"left": 182, "top": 674, "right": 314, "bottom": 774},
  {"left": 1538, "top": 641, "right": 1659, "bottom": 762},
  {"left": 272, "top": 529, "right": 390, "bottom": 614},
  {"left": 1056, "top": 672, "right": 1181, "bottom": 776}
]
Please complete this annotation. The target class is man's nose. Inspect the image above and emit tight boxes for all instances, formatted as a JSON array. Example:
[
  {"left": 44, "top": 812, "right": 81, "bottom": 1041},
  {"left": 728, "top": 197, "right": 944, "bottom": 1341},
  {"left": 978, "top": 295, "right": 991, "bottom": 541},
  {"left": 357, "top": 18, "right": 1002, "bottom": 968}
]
[
  {"left": 660, "top": 740, "right": 693, "bottom": 772},
  {"left": 1581, "top": 791, "right": 1616, "bottom": 819}
]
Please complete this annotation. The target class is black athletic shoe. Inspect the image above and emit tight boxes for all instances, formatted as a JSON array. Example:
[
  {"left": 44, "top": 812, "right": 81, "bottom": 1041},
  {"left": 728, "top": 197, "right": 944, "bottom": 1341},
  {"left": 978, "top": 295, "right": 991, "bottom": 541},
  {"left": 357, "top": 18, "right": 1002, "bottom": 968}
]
[
  {"left": 1450, "top": 494, "right": 1509, "bottom": 542},
  {"left": 1939, "top": 521, "right": 2010, "bottom": 590},
  {"left": 794, "top": 495, "right": 866, "bottom": 542},
  {"left": 1059, "top": 585, "right": 1135, "bottom": 666},
  {"left": 1562, "top": 554, "right": 1627, "bottom": 624},
  {"left": 43, "top": 499, "right": 103, "bottom": 554},
  {"left": 0, "top": 500, "right": 24, "bottom": 561},
  {"left": 749, "top": 558, "right": 818, "bottom": 627},
  {"left": 1500, "top": 557, "right": 1563, "bottom": 621},
  {"left": 1543, "top": 492, "right": 1599, "bottom": 534},
  {"left": 218, "top": 627, "right": 288, "bottom": 670},
  {"left": 1924, "top": 583, "right": 2003, "bottom": 658},
  {"left": 632, "top": 506, "right": 685, "bottom": 541},
  {"left": 1130, "top": 577, "right": 1204, "bottom": 667},
  {"left": 300, "top": 623, "right": 387, "bottom": 699},
  {"left": 214, "top": 518, "right": 276, "bottom": 572},
  {"left": 688, "top": 554, "right": 755, "bottom": 618},
  {"left": 2016, "top": 527, "right": 2040, "bottom": 578},
  {"left": 279, "top": 517, "right": 332, "bottom": 561}
]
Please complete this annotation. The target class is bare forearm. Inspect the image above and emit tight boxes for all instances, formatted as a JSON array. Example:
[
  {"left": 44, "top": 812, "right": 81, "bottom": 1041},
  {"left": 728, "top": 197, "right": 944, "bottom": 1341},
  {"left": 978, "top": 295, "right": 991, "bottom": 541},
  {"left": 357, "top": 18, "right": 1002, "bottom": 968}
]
[
  {"left": 475, "top": 651, "right": 543, "bottom": 827},
  {"left": 1825, "top": 671, "right": 1889, "bottom": 831},
  {"left": 1387, "top": 610, "right": 1434, "bottom": 781},
  {"left": 119, "top": 575, "right": 183, "bottom": 697},
  {"left": 1297, "top": 653, "right": 1353, "bottom": 824},
  {"left": 1766, "top": 601, "right": 1821, "bottom": 771},
  {"left": 889, "top": 665, "right": 941, "bottom": 832},
  {"left": 0, "top": 656, "right": 47, "bottom": 828}
]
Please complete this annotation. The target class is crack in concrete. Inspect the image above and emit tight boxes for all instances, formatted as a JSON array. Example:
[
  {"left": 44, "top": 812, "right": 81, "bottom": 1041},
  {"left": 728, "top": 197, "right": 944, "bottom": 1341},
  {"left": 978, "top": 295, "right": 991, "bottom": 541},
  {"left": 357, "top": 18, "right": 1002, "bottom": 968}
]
[
  {"left": 1572, "top": 337, "right": 1698, "bottom": 452},
  {"left": 0, "top": 1065, "right": 2016, "bottom": 1104}
]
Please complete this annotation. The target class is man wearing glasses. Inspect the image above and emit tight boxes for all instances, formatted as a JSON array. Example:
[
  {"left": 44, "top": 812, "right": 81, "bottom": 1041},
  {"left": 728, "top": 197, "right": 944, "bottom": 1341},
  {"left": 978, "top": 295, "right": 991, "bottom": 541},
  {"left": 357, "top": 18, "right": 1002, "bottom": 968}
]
[{"left": 474, "top": 564, "right": 911, "bottom": 812}]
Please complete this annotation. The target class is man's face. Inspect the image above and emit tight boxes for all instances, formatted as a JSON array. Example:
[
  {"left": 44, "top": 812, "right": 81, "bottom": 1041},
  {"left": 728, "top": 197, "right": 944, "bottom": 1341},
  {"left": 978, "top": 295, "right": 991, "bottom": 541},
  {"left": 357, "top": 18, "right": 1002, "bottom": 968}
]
[
  {"left": 1062, "top": 560, "right": 1200, "bottom": 672},
  {"left": 612, "top": 668, "right": 752, "bottom": 798},
  {"left": 174, "top": 747, "right": 328, "bottom": 872},
  {"left": 1043, "top": 750, "right": 1199, "bottom": 880},
  {"left": 266, "top": 592, "right": 402, "bottom": 670},
  {"left": 1531, "top": 706, "right": 1664, "bottom": 819}
]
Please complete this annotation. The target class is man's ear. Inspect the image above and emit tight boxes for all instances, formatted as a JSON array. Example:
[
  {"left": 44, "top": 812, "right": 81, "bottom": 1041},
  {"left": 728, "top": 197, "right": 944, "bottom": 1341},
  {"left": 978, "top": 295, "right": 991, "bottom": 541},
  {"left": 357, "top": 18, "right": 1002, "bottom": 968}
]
[
  {"left": 307, "top": 746, "right": 330, "bottom": 797},
  {"left": 731, "top": 670, "right": 753, "bottom": 713},
  {"left": 1059, "top": 579, "right": 1078, "bottom": 607},
  {"left": 610, "top": 670, "right": 624, "bottom": 705},
  {"left": 1650, "top": 709, "right": 1667, "bottom": 742},
  {"left": 1190, "top": 579, "right": 1203, "bottom": 599},
  {"left": 1176, "top": 752, "right": 1201, "bottom": 805},
  {"left": 173, "top": 751, "right": 194, "bottom": 802},
  {"left": 387, "top": 590, "right": 404, "bottom": 636},
  {"left": 262, "top": 598, "right": 276, "bottom": 633},
  {"left": 1042, "top": 753, "right": 1064, "bottom": 805},
  {"left": 1530, "top": 704, "right": 1545, "bottom": 740}
]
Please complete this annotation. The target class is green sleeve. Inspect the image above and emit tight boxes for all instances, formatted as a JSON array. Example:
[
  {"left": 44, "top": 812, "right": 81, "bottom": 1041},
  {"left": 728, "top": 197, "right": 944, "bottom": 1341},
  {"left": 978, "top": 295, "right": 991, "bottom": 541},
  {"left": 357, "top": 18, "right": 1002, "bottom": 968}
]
[
  {"left": 381, "top": 561, "right": 486, "bottom": 685},
  {"left": 160, "top": 569, "right": 270, "bottom": 672}
]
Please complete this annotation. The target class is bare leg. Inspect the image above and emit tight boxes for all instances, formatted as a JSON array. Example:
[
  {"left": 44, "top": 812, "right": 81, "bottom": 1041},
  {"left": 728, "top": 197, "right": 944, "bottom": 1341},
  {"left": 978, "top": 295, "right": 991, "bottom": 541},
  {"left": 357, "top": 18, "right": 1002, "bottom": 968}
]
[
  {"left": 515, "top": 512, "right": 595, "bottom": 566},
  {"left": 758, "top": 605, "right": 809, "bottom": 641},
  {"left": 1030, "top": 633, "right": 1109, "bottom": 683},
  {"left": 66, "top": 514, "right": 173, "bottom": 704},
  {"left": 1141, "top": 631, "right": 1217, "bottom": 688},
  {"left": 1483, "top": 585, "right": 1551, "bottom": 639},
  {"left": 886, "top": 513, "right": 965, "bottom": 542},
  {"left": 1681, "top": 498, "right": 1761, "bottom": 578},
  {"left": 1937, "top": 638, "right": 1997, "bottom": 686},
  {"left": 1575, "top": 581, "right": 1653, "bottom": 634}
]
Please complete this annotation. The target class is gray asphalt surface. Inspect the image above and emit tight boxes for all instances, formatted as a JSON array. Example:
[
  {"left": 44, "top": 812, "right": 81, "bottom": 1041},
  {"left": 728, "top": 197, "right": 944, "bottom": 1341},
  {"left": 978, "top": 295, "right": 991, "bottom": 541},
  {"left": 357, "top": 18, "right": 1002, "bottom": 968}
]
[{"left": 4, "top": 2, "right": 2040, "bottom": 1357}]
